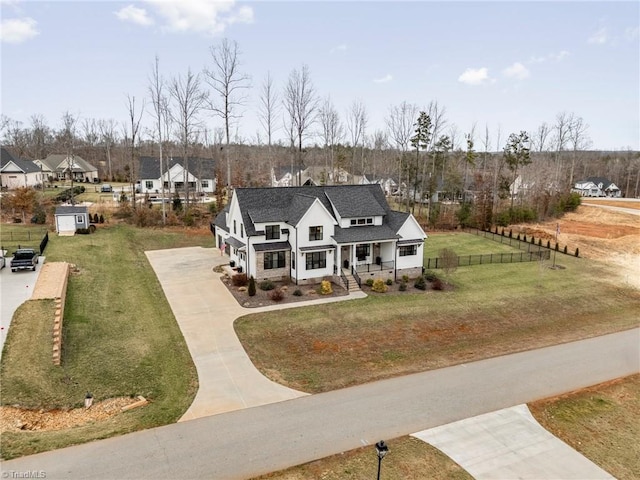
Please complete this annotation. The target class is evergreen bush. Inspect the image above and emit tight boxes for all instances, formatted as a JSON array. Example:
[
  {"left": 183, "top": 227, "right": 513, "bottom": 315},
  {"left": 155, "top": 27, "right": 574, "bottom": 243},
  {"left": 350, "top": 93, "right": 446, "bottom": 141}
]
[
  {"left": 371, "top": 279, "right": 388, "bottom": 293},
  {"left": 414, "top": 276, "right": 427, "bottom": 290},
  {"left": 248, "top": 276, "right": 256, "bottom": 296},
  {"left": 259, "top": 279, "right": 275, "bottom": 291}
]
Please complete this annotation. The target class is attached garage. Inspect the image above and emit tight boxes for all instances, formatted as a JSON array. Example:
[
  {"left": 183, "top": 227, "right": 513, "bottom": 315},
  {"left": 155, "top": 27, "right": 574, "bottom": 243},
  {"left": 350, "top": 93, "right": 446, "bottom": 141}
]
[{"left": 55, "top": 205, "right": 90, "bottom": 235}]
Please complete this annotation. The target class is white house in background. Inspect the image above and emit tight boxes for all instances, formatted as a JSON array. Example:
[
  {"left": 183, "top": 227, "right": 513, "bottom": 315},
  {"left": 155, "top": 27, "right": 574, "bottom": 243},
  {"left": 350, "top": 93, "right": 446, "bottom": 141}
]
[
  {"left": 573, "top": 177, "right": 621, "bottom": 198},
  {"left": 138, "top": 156, "right": 216, "bottom": 196},
  {"left": 34, "top": 154, "right": 99, "bottom": 183},
  {"left": 212, "top": 184, "right": 427, "bottom": 287},
  {"left": 54, "top": 205, "right": 90, "bottom": 235},
  {"left": 0, "top": 147, "right": 44, "bottom": 189}
]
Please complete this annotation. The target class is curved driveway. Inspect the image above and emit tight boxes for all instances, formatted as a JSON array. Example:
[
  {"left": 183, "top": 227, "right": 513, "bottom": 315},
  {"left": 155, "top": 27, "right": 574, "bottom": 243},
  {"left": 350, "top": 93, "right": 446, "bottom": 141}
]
[{"left": 145, "top": 247, "right": 366, "bottom": 421}]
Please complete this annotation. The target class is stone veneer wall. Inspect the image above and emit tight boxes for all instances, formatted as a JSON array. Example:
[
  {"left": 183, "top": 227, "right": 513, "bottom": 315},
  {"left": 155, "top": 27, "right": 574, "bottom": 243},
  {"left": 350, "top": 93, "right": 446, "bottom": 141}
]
[
  {"left": 31, "top": 262, "right": 70, "bottom": 366},
  {"left": 254, "top": 250, "right": 291, "bottom": 281}
]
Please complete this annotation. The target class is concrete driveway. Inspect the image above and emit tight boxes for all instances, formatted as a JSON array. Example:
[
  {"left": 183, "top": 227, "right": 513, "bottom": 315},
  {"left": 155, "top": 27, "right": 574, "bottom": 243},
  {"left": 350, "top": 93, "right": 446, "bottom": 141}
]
[
  {"left": 0, "top": 255, "right": 45, "bottom": 357},
  {"left": 145, "top": 247, "right": 366, "bottom": 421}
]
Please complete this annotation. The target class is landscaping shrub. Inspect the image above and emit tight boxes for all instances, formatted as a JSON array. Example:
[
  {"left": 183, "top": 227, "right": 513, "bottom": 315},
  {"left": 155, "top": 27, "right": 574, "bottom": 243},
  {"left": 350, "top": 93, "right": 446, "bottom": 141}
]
[
  {"left": 424, "top": 271, "right": 438, "bottom": 282},
  {"left": 365, "top": 278, "right": 374, "bottom": 287},
  {"left": 509, "top": 229, "right": 513, "bottom": 238},
  {"left": 76, "top": 228, "right": 90, "bottom": 235},
  {"left": 432, "top": 278, "right": 444, "bottom": 290},
  {"left": 414, "top": 276, "right": 427, "bottom": 290},
  {"left": 269, "top": 288, "right": 284, "bottom": 302},
  {"left": 259, "top": 279, "right": 275, "bottom": 291},
  {"left": 402, "top": 274, "right": 409, "bottom": 283},
  {"left": 555, "top": 243, "right": 559, "bottom": 251},
  {"left": 575, "top": 248, "right": 580, "bottom": 257},
  {"left": 564, "top": 245, "right": 568, "bottom": 254},
  {"left": 399, "top": 281, "right": 407, "bottom": 292},
  {"left": 293, "top": 289, "right": 303, "bottom": 296},
  {"left": 232, "top": 274, "right": 248, "bottom": 287},
  {"left": 99, "top": 214, "right": 105, "bottom": 224},
  {"left": 320, "top": 280, "right": 333, "bottom": 295},
  {"left": 248, "top": 276, "right": 256, "bottom": 296},
  {"left": 547, "top": 240, "right": 551, "bottom": 248},
  {"left": 371, "top": 279, "right": 388, "bottom": 293},
  {"left": 386, "top": 278, "right": 393, "bottom": 286}
]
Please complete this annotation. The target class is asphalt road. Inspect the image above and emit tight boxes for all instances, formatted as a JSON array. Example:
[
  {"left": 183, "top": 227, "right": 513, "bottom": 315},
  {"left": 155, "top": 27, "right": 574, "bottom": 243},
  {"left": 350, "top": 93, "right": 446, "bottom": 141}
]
[{"left": 3, "top": 328, "right": 638, "bottom": 480}]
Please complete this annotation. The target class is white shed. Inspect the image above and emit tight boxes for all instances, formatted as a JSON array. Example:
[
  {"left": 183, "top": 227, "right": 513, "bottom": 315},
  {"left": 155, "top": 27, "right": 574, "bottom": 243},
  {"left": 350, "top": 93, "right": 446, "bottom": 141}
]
[{"left": 55, "top": 205, "right": 90, "bottom": 235}]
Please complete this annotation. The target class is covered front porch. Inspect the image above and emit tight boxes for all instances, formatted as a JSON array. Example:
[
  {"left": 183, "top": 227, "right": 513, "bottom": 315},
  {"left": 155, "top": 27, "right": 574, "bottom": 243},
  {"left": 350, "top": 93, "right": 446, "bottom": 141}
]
[{"left": 336, "top": 240, "right": 396, "bottom": 281}]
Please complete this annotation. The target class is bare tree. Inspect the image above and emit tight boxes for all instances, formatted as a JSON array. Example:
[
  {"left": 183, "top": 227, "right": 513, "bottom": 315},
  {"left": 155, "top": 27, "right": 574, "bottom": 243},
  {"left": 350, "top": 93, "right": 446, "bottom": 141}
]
[
  {"left": 148, "top": 55, "right": 168, "bottom": 223},
  {"left": 386, "top": 101, "right": 418, "bottom": 204},
  {"left": 318, "top": 96, "right": 343, "bottom": 184},
  {"left": 258, "top": 71, "right": 280, "bottom": 177},
  {"left": 480, "top": 123, "right": 492, "bottom": 172},
  {"left": 567, "top": 115, "right": 591, "bottom": 187},
  {"left": 81, "top": 118, "right": 99, "bottom": 147},
  {"left": 532, "top": 122, "right": 551, "bottom": 152},
  {"left": 125, "top": 95, "right": 145, "bottom": 208},
  {"left": 204, "top": 38, "right": 250, "bottom": 190},
  {"left": 169, "top": 68, "right": 208, "bottom": 208},
  {"left": 346, "top": 100, "right": 367, "bottom": 179},
  {"left": 98, "top": 119, "right": 117, "bottom": 181},
  {"left": 29, "top": 114, "right": 51, "bottom": 160},
  {"left": 60, "top": 111, "right": 78, "bottom": 201},
  {"left": 552, "top": 111, "right": 572, "bottom": 185}
]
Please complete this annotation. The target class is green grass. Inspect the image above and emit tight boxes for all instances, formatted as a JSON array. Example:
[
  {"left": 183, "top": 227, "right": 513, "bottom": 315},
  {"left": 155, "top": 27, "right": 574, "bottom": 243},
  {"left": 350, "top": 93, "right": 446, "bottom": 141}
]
[
  {"left": 424, "top": 232, "right": 526, "bottom": 257},
  {"left": 530, "top": 375, "right": 640, "bottom": 480},
  {"left": 0, "top": 225, "right": 49, "bottom": 254},
  {"left": 254, "top": 436, "right": 472, "bottom": 480},
  {"left": 235, "top": 233, "right": 640, "bottom": 393},
  {"left": 0, "top": 224, "right": 214, "bottom": 459}
]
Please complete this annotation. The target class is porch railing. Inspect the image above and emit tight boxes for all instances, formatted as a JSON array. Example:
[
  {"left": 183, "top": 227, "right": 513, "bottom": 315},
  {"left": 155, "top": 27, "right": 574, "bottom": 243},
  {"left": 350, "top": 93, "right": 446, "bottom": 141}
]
[
  {"left": 354, "top": 260, "right": 395, "bottom": 273},
  {"left": 340, "top": 270, "right": 349, "bottom": 290},
  {"left": 350, "top": 267, "right": 362, "bottom": 288}
]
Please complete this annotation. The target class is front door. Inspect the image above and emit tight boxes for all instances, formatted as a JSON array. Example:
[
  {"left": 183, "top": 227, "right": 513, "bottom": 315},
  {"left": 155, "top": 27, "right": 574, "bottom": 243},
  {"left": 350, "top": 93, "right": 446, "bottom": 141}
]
[{"left": 341, "top": 245, "right": 350, "bottom": 269}]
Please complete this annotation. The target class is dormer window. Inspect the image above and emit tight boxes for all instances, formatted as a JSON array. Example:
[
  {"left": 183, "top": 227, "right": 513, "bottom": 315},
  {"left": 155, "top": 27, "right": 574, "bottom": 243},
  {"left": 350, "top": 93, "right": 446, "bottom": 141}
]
[
  {"left": 265, "top": 225, "right": 280, "bottom": 240},
  {"left": 350, "top": 217, "right": 374, "bottom": 226}
]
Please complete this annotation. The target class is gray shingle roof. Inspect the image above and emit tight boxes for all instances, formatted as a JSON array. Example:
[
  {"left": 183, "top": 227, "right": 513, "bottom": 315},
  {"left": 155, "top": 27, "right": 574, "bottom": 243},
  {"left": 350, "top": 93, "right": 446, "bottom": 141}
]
[
  {"left": 214, "top": 205, "right": 229, "bottom": 231},
  {"left": 232, "top": 185, "right": 411, "bottom": 243},
  {"left": 139, "top": 156, "right": 216, "bottom": 180},
  {"left": 253, "top": 241, "right": 291, "bottom": 252},
  {"left": 55, "top": 205, "right": 88, "bottom": 215},
  {"left": 42, "top": 154, "right": 96, "bottom": 173},
  {"left": 0, "top": 148, "right": 41, "bottom": 174},
  {"left": 585, "top": 177, "right": 618, "bottom": 190}
]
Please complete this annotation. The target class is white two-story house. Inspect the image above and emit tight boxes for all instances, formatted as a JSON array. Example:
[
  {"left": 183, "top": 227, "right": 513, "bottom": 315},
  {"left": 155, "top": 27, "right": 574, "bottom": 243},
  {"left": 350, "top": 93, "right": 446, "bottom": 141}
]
[
  {"left": 138, "top": 156, "right": 216, "bottom": 197},
  {"left": 212, "top": 185, "right": 426, "bottom": 286}
]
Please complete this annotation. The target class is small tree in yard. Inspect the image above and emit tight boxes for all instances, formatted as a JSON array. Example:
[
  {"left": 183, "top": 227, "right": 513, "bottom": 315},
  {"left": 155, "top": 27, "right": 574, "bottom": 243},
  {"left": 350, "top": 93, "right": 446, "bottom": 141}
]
[
  {"left": 439, "top": 248, "right": 458, "bottom": 276},
  {"left": 248, "top": 276, "right": 256, "bottom": 296}
]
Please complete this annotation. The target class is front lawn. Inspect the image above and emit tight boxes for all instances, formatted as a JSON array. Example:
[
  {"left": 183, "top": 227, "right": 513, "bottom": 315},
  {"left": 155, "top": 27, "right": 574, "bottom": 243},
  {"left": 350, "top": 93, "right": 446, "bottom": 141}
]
[
  {"left": 0, "top": 224, "right": 214, "bottom": 459},
  {"left": 235, "top": 233, "right": 640, "bottom": 393}
]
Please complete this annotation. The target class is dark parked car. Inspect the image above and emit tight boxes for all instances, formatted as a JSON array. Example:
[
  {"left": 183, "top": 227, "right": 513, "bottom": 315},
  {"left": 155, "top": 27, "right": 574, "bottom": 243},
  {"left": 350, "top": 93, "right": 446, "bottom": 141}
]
[{"left": 10, "top": 248, "right": 38, "bottom": 272}]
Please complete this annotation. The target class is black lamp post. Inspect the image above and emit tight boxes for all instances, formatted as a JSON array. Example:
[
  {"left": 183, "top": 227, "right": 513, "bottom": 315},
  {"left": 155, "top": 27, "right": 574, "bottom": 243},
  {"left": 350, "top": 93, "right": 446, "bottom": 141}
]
[{"left": 375, "top": 440, "right": 388, "bottom": 480}]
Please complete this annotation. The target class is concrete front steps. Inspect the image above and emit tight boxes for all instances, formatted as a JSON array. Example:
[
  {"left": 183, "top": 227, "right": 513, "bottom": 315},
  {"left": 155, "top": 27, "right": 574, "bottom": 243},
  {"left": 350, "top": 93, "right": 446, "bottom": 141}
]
[{"left": 341, "top": 269, "right": 361, "bottom": 293}]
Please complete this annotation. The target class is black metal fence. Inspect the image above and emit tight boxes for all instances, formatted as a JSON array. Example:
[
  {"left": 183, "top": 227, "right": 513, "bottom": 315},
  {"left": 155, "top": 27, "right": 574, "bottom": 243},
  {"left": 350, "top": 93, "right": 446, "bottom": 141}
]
[
  {"left": 39, "top": 231, "right": 49, "bottom": 254},
  {"left": 466, "top": 228, "right": 579, "bottom": 257},
  {"left": 426, "top": 250, "right": 550, "bottom": 269}
]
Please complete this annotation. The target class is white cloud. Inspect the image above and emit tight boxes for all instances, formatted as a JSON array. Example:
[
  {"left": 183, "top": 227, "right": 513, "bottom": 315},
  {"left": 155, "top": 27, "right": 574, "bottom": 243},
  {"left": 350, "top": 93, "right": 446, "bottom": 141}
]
[
  {"left": 0, "top": 17, "right": 38, "bottom": 44},
  {"left": 588, "top": 27, "right": 608, "bottom": 44},
  {"left": 458, "top": 67, "right": 491, "bottom": 86},
  {"left": 373, "top": 74, "right": 392, "bottom": 83},
  {"left": 115, "top": 4, "right": 154, "bottom": 26},
  {"left": 503, "top": 62, "right": 530, "bottom": 80},
  {"left": 529, "top": 50, "right": 570, "bottom": 64},
  {"left": 330, "top": 44, "right": 347, "bottom": 54},
  {"left": 143, "top": 0, "right": 253, "bottom": 35}
]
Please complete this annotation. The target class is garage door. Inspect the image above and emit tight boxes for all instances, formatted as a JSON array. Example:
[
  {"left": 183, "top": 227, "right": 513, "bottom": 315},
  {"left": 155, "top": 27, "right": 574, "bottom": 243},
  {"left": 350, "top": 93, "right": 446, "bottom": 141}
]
[{"left": 57, "top": 215, "right": 76, "bottom": 233}]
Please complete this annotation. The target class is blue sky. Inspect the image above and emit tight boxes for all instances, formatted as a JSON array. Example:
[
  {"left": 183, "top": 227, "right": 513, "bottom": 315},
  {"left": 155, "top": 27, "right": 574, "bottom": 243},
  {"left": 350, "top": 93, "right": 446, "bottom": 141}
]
[{"left": 1, "top": 1, "right": 638, "bottom": 151}]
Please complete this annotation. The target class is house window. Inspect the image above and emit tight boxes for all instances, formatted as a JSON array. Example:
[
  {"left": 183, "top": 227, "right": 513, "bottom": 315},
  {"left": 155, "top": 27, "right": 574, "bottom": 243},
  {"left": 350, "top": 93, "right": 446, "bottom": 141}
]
[
  {"left": 399, "top": 245, "right": 417, "bottom": 256},
  {"left": 309, "top": 226, "right": 323, "bottom": 241},
  {"left": 306, "top": 251, "right": 326, "bottom": 270},
  {"left": 292, "top": 256, "right": 295, "bottom": 269},
  {"left": 350, "top": 218, "right": 373, "bottom": 226},
  {"left": 145, "top": 181, "right": 153, "bottom": 189},
  {"left": 265, "top": 225, "right": 280, "bottom": 240},
  {"left": 240, "top": 224, "right": 244, "bottom": 238},
  {"left": 76, "top": 215, "right": 85, "bottom": 224},
  {"left": 188, "top": 181, "right": 196, "bottom": 188},
  {"left": 356, "top": 244, "right": 370, "bottom": 261},
  {"left": 201, "top": 180, "right": 209, "bottom": 188},
  {"left": 233, "top": 220, "right": 237, "bottom": 234},
  {"left": 264, "top": 251, "right": 286, "bottom": 270}
]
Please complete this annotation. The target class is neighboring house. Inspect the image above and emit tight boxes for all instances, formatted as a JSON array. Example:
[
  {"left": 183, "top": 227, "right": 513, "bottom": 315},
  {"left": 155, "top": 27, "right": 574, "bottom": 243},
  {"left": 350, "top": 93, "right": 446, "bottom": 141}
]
[
  {"left": 212, "top": 184, "right": 427, "bottom": 286},
  {"left": 1, "top": 147, "right": 44, "bottom": 189},
  {"left": 573, "top": 177, "right": 621, "bottom": 198},
  {"left": 138, "top": 156, "right": 216, "bottom": 196},
  {"left": 271, "top": 165, "right": 312, "bottom": 187},
  {"left": 54, "top": 205, "right": 90, "bottom": 235},
  {"left": 34, "top": 154, "right": 99, "bottom": 183},
  {"left": 509, "top": 175, "right": 533, "bottom": 197}
]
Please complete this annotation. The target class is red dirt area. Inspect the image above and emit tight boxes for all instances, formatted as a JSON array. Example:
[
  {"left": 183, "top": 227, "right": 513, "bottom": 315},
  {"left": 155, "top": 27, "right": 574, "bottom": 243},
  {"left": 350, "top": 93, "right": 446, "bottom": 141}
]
[{"left": 512, "top": 202, "right": 640, "bottom": 289}]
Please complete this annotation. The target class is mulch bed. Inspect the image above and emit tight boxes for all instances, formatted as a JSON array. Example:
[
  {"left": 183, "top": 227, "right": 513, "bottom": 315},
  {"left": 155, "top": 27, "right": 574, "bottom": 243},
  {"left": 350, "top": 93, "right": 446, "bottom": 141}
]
[{"left": 220, "top": 276, "right": 349, "bottom": 308}]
